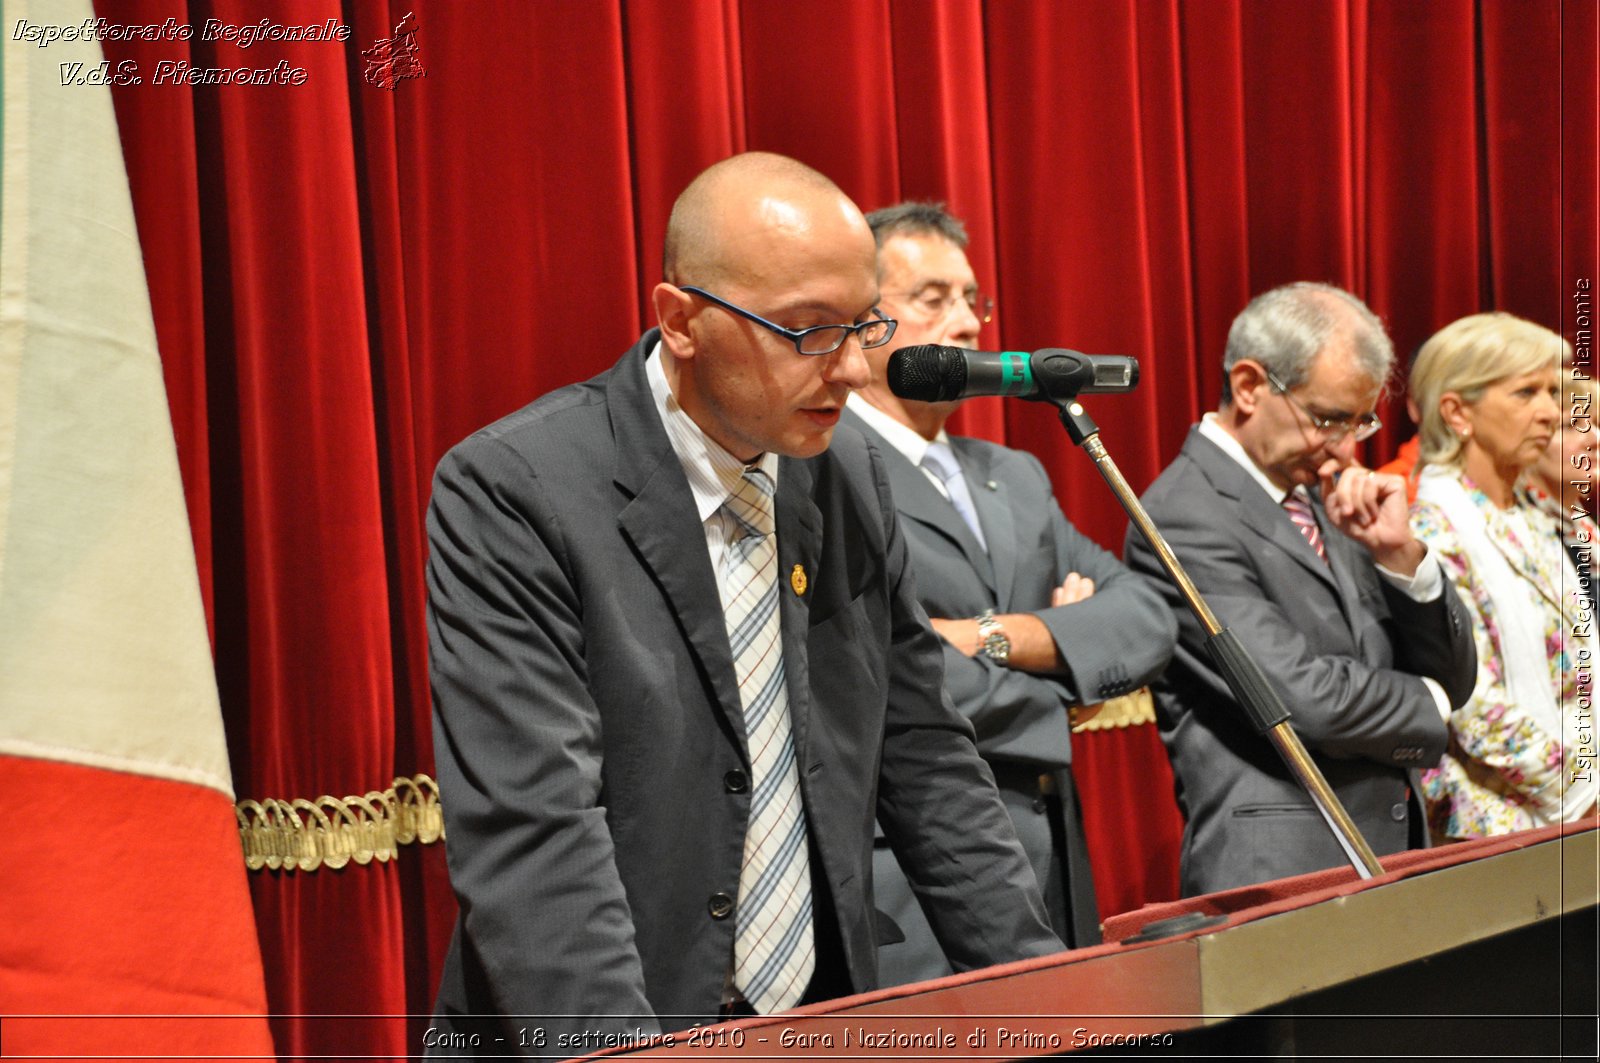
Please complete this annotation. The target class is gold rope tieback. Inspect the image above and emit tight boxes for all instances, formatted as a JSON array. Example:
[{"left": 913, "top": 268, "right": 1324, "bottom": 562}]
[
  {"left": 236, "top": 773, "right": 445, "bottom": 872},
  {"left": 1070, "top": 687, "right": 1157, "bottom": 733}
]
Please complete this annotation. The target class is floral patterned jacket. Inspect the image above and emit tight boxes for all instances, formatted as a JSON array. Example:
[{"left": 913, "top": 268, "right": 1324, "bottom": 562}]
[{"left": 1410, "top": 469, "right": 1593, "bottom": 839}]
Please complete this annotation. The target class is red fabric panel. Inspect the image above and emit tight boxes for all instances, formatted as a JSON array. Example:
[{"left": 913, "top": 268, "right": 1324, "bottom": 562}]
[
  {"left": 1239, "top": 0, "right": 1360, "bottom": 289},
  {"left": 1482, "top": 0, "right": 1567, "bottom": 325},
  {"left": 1072, "top": 725, "right": 1185, "bottom": 916},
  {"left": 986, "top": 0, "right": 1176, "bottom": 544},
  {"left": 625, "top": 0, "right": 747, "bottom": 301},
  {"left": 1131, "top": 0, "right": 1205, "bottom": 467},
  {"left": 343, "top": 2, "right": 459, "bottom": 1034},
  {"left": 0, "top": 756, "right": 273, "bottom": 1059},
  {"left": 737, "top": 0, "right": 899, "bottom": 210},
  {"left": 1179, "top": 0, "right": 1252, "bottom": 416},
  {"left": 190, "top": 0, "right": 409, "bottom": 1048},
  {"left": 383, "top": 0, "right": 642, "bottom": 461},
  {"left": 882, "top": 0, "right": 1007, "bottom": 442},
  {"left": 1362, "top": 0, "right": 1480, "bottom": 453}
]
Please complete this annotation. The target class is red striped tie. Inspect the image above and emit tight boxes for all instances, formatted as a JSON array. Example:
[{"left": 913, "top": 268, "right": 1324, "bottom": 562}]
[{"left": 1283, "top": 490, "right": 1328, "bottom": 563}]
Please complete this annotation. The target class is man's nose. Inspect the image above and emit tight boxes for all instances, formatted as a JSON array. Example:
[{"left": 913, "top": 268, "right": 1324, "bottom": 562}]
[
  {"left": 946, "top": 298, "right": 983, "bottom": 345},
  {"left": 824, "top": 335, "right": 871, "bottom": 390}
]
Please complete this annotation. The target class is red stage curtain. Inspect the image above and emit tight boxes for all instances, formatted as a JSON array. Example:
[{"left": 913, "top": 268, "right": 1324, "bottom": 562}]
[{"left": 96, "top": 0, "right": 1595, "bottom": 1056}]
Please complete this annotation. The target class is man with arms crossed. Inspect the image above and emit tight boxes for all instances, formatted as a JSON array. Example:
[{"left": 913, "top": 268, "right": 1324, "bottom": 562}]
[
  {"left": 1125, "top": 283, "right": 1476, "bottom": 896},
  {"left": 425, "top": 155, "right": 1061, "bottom": 1054},
  {"left": 844, "top": 202, "right": 1176, "bottom": 979}
]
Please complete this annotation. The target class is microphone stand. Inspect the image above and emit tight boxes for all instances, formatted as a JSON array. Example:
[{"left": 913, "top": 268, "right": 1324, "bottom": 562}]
[{"left": 1054, "top": 398, "right": 1384, "bottom": 881}]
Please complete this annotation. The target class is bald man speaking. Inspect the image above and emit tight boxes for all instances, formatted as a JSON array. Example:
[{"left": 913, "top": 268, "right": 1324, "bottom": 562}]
[{"left": 424, "top": 153, "right": 1061, "bottom": 1054}]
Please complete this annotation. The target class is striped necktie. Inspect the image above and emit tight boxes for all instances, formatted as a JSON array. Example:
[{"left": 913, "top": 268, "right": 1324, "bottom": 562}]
[
  {"left": 1283, "top": 489, "right": 1328, "bottom": 563},
  {"left": 720, "top": 467, "right": 814, "bottom": 1014}
]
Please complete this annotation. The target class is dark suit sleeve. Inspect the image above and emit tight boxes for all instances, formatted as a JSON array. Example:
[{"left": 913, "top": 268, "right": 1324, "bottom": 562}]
[
  {"left": 426, "top": 438, "right": 658, "bottom": 1041},
  {"left": 1377, "top": 563, "right": 1478, "bottom": 710},
  {"left": 937, "top": 454, "right": 1176, "bottom": 764},
  {"left": 1034, "top": 471, "right": 1177, "bottom": 703},
  {"left": 865, "top": 443, "right": 1065, "bottom": 971},
  {"left": 937, "top": 645, "right": 1076, "bottom": 765},
  {"left": 1126, "top": 476, "right": 1452, "bottom": 764}
]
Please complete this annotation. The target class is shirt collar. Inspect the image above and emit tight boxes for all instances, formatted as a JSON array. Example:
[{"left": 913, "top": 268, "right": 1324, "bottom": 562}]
[
  {"left": 846, "top": 392, "right": 952, "bottom": 466},
  {"left": 646, "top": 341, "right": 779, "bottom": 523}
]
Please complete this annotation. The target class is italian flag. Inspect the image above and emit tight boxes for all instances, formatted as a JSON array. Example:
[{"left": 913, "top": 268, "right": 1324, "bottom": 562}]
[{"left": 0, "top": 0, "right": 274, "bottom": 1056}]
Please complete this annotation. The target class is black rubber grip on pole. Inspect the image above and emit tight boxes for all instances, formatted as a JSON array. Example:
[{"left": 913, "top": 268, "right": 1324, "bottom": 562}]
[{"left": 1205, "top": 628, "right": 1292, "bottom": 734}]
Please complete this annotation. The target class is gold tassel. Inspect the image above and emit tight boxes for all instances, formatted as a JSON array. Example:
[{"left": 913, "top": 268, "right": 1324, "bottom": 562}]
[{"left": 236, "top": 774, "right": 445, "bottom": 872}]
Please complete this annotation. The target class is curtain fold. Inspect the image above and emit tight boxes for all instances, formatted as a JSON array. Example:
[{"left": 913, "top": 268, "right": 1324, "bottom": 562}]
[{"left": 90, "top": 1, "right": 1592, "bottom": 1056}]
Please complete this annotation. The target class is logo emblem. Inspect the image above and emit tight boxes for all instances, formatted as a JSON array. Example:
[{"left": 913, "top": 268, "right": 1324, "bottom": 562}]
[
  {"left": 790, "top": 564, "right": 807, "bottom": 596},
  {"left": 363, "top": 12, "right": 426, "bottom": 90}
]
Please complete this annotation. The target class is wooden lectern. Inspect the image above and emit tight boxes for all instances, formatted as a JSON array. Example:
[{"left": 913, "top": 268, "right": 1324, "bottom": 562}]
[{"left": 607, "top": 821, "right": 1598, "bottom": 1060}]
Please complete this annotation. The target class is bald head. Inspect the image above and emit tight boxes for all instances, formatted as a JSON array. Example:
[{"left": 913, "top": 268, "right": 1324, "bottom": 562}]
[
  {"left": 650, "top": 153, "right": 878, "bottom": 461},
  {"left": 662, "top": 152, "right": 871, "bottom": 291}
]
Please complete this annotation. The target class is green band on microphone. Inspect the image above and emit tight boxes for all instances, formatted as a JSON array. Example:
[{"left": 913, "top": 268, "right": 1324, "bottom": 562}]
[{"left": 1000, "top": 352, "right": 1033, "bottom": 395}]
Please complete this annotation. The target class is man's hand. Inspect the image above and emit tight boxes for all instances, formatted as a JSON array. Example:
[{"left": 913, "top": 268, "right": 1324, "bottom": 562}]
[
  {"left": 1050, "top": 573, "right": 1095, "bottom": 607},
  {"left": 1318, "top": 459, "right": 1423, "bottom": 576}
]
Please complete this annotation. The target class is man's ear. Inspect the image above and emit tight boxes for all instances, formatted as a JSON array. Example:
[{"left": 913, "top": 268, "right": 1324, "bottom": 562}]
[
  {"left": 653, "top": 283, "right": 696, "bottom": 360},
  {"left": 1229, "top": 360, "right": 1268, "bottom": 415}
]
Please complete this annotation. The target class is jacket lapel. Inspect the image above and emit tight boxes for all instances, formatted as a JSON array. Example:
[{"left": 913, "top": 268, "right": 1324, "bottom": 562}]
[
  {"left": 775, "top": 457, "right": 822, "bottom": 765},
  {"left": 954, "top": 438, "right": 1017, "bottom": 606},
  {"left": 1310, "top": 489, "right": 1373, "bottom": 644},
  {"left": 610, "top": 333, "right": 746, "bottom": 742},
  {"left": 845, "top": 411, "right": 995, "bottom": 592},
  {"left": 1186, "top": 429, "right": 1339, "bottom": 594}
]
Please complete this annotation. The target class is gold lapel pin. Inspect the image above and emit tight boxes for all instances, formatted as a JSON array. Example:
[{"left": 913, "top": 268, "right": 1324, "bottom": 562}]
[{"left": 790, "top": 564, "right": 808, "bottom": 596}]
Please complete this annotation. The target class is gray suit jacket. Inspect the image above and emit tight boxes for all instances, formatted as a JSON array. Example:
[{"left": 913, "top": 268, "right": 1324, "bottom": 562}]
[
  {"left": 1125, "top": 426, "right": 1476, "bottom": 896},
  {"left": 425, "top": 332, "right": 1060, "bottom": 1052},
  {"left": 849, "top": 410, "right": 1176, "bottom": 976}
]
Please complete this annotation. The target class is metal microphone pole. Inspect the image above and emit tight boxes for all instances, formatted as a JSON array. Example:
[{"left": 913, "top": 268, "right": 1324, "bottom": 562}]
[{"left": 1054, "top": 397, "right": 1384, "bottom": 881}]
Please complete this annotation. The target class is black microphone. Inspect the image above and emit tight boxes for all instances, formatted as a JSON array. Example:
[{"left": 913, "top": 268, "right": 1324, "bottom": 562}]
[{"left": 887, "top": 344, "right": 1140, "bottom": 403}]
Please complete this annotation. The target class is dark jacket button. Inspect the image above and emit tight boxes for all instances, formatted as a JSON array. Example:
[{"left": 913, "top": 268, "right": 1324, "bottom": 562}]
[
  {"left": 708, "top": 893, "right": 735, "bottom": 920},
  {"left": 724, "top": 769, "right": 749, "bottom": 793},
  {"left": 1391, "top": 803, "right": 1407, "bottom": 822}
]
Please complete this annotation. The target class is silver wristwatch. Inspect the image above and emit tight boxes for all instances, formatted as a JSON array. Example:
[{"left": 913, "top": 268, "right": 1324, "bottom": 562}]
[{"left": 975, "top": 609, "right": 1011, "bottom": 664}]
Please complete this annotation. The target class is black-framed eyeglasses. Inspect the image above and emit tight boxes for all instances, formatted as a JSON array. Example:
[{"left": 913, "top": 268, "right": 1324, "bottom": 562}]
[
  {"left": 678, "top": 285, "right": 897, "bottom": 356},
  {"left": 1265, "top": 368, "right": 1382, "bottom": 443},
  {"left": 884, "top": 284, "right": 996, "bottom": 324}
]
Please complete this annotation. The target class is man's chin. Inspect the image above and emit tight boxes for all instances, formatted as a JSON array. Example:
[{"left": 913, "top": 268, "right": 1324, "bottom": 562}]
[
  {"left": 1277, "top": 466, "right": 1320, "bottom": 491},
  {"left": 774, "top": 424, "right": 837, "bottom": 460}
]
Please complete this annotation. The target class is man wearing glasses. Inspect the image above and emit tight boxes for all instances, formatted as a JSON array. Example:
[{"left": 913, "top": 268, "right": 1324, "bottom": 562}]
[
  {"left": 840, "top": 202, "right": 1175, "bottom": 980},
  {"left": 1125, "top": 282, "right": 1476, "bottom": 896},
  {"left": 425, "top": 154, "right": 1060, "bottom": 1055}
]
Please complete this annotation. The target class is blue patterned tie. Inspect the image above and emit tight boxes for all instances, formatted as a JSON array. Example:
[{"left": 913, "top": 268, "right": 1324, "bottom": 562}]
[
  {"left": 921, "top": 441, "right": 988, "bottom": 551},
  {"left": 720, "top": 468, "right": 813, "bottom": 1013}
]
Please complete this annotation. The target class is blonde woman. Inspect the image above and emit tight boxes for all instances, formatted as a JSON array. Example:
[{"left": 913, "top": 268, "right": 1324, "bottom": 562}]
[
  {"left": 1524, "top": 367, "right": 1599, "bottom": 607},
  {"left": 1409, "top": 313, "right": 1596, "bottom": 838}
]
